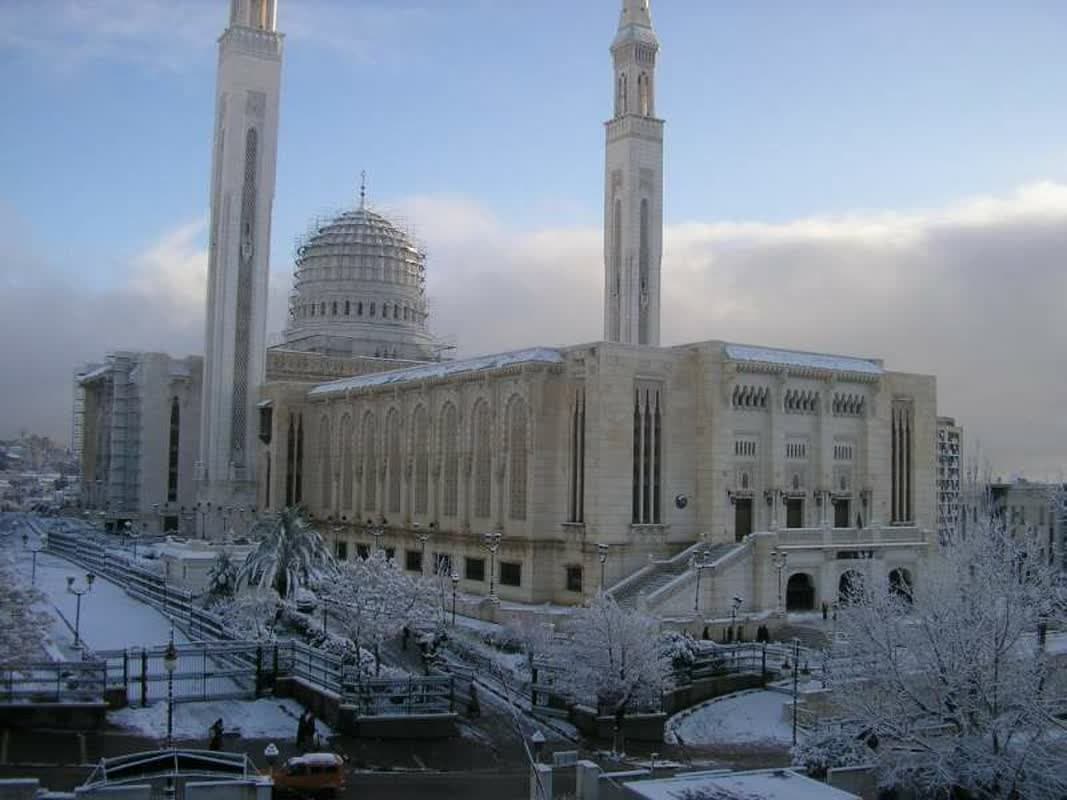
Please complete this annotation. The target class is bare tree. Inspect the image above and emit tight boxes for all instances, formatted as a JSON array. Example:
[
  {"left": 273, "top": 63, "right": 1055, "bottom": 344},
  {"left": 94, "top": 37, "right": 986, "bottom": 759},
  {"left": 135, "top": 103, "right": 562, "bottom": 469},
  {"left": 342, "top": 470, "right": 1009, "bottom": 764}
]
[{"left": 820, "top": 494, "right": 1067, "bottom": 799}]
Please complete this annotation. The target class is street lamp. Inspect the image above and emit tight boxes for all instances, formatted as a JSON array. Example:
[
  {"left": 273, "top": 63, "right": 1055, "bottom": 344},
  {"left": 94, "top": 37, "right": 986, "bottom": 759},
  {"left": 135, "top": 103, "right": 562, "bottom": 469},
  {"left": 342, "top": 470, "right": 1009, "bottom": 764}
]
[
  {"left": 22, "top": 533, "right": 43, "bottom": 586},
  {"left": 66, "top": 572, "right": 95, "bottom": 649},
  {"left": 163, "top": 633, "right": 178, "bottom": 748},
  {"left": 365, "top": 518, "right": 386, "bottom": 551},
  {"left": 481, "top": 530, "right": 502, "bottom": 603},
  {"left": 451, "top": 571, "right": 460, "bottom": 626},
  {"left": 771, "top": 549, "right": 788, "bottom": 614},
  {"left": 196, "top": 502, "right": 211, "bottom": 539},
  {"left": 597, "top": 543, "right": 610, "bottom": 592},
  {"left": 730, "top": 595, "right": 743, "bottom": 632},
  {"left": 692, "top": 548, "right": 714, "bottom": 613},
  {"left": 414, "top": 524, "right": 433, "bottom": 576}
]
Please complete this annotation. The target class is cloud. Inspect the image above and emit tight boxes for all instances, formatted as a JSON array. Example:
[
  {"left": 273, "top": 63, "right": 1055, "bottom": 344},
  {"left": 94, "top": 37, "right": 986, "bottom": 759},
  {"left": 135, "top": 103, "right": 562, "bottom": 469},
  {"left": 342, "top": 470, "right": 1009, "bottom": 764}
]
[
  {"left": 1, "top": 184, "right": 1064, "bottom": 479},
  {"left": 0, "top": 1, "right": 434, "bottom": 72}
]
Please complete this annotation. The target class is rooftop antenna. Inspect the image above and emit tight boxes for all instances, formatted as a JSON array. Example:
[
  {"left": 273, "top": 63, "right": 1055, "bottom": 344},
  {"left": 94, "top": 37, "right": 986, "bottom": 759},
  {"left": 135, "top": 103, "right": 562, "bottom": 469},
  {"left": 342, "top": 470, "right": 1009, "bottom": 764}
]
[{"left": 359, "top": 170, "right": 367, "bottom": 209}]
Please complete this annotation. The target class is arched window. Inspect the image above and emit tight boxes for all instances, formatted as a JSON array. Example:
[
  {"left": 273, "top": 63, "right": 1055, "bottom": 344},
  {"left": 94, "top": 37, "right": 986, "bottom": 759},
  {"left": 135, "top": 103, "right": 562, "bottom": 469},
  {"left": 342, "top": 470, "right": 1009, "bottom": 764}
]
[
  {"left": 357, "top": 302, "right": 363, "bottom": 316},
  {"left": 741, "top": 472, "right": 749, "bottom": 491},
  {"left": 370, "top": 302, "right": 376, "bottom": 317},
  {"left": 472, "top": 401, "right": 492, "bottom": 519},
  {"left": 345, "top": 301, "right": 351, "bottom": 316},
  {"left": 441, "top": 404, "right": 459, "bottom": 517},
  {"left": 413, "top": 406, "right": 429, "bottom": 515},
  {"left": 167, "top": 398, "right": 180, "bottom": 502},
  {"left": 320, "top": 302, "right": 326, "bottom": 316},
  {"left": 889, "top": 568, "right": 913, "bottom": 603},
  {"left": 386, "top": 408, "right": 402, "bottom": 514},
  {"left": 839, "top": 570, "right": 865, "bottom": 605},
  {"left": 393, "top": 304, "right": 400, "bottom": 320},
  {"left": 319, "top": 415, "right": 332, "bottom": 511},
  {"left": 362, "top": 412, "right": 378, "bottom": 511},
  {"left": 340, "top": 413, "right": 353, "bottom": 511},
  {"left": 639, "top": 72, "right": 650, "bottom": 116},
  {"left": 332, "top": 301, "right": 338, "bottom": 316},
  {"left": 508, "top": 397, "right": 528, "bottom": 521}
]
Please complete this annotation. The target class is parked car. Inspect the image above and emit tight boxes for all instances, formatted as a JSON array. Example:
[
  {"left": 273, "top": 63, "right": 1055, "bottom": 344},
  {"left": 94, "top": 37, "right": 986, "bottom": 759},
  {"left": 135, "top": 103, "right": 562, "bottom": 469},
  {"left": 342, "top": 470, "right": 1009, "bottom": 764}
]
[{"left": 267, "top": 753, "right": 346, "bottom": 797}]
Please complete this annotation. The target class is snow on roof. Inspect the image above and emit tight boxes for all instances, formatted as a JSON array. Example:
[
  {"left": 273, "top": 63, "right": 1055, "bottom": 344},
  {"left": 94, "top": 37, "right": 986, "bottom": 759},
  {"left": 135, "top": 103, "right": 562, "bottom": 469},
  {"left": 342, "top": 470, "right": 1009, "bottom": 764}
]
[
  {"left": 624, "top": 769, "right": 861, "bottom": 800},
  {"left": 288, "top": 753, "right": 343, "bottom": 767},
  {"left": 77, "top": 364, "right": 113, "bottom": 384},
  {"left": 725, "top": 344, "right": 882, "bottom": 376},
  {"left": 309, "top": 347, "right": 563, "bottom": 397}
]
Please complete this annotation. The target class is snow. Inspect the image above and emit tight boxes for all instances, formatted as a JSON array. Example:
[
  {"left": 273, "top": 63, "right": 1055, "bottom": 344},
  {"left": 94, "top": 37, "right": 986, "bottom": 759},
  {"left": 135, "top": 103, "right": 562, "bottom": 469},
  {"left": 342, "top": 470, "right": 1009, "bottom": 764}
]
[
  {"left": 624, "top": 769, "right": 860, "bottom": 800},
  {"left": 110, "top": 698, "right": 332, "bottom": 742},
  {"left": 724, "top": 344, "right": 883, "bottom": 376},
  {"left": 309, "top": 347, "right": 563, "bottom": 397},
  {"left": 12, "top": 544, "right": 185, "bottom": 654},
  {"left": 666, "top": 690, "right": 800, "bottom": 748}
]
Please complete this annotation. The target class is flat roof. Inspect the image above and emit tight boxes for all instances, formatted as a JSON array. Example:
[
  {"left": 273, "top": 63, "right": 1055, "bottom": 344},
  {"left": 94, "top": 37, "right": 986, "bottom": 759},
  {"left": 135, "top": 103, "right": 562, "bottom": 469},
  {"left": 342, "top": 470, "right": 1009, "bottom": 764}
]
[
  {"left": 624, "top": 769, "right": 861, "bottom": 800},
  {"left": 724, "top": 344, "right": 883, "bottom": 376}
]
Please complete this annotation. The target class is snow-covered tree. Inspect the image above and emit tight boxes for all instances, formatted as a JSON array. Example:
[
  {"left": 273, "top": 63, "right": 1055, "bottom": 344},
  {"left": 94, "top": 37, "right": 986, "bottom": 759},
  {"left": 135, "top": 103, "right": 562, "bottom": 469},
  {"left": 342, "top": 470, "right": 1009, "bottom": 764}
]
[
  {"left": 0, "top": 552, "right": 53, "bottom": 662},
  {"left": 214, "top": 588, "right": 281, "bottom": 642},
  {"left": 320, "top": 549, "right": 436, "bottom": 676},
  {"left": 206, "top": 550, "right": 238, "bottom": 599},
  {"left": 235, "top": 509, "right": 337, "bottom": 599},
  {"left": 821, "top": 500, "right": 1067, "bottom": 799},
  {"left": 552, "top": 593, "right": 670, "bottom": 753}
]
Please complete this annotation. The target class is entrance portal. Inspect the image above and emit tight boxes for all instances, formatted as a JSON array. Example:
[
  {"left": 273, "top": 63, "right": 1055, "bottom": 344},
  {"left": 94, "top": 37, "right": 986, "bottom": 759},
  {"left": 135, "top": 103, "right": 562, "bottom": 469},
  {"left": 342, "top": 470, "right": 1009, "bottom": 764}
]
[
  {"left": 786, "top": 573, "right": 816, "bottom": 611},
  {"left": 834, "top": 500, "right": 850, "bottom": 528},
  {"left": 785, "top": 498, "right": 804, "bottom": 528},
  {"left": 838, "top": 569, "right": 865, "bottom": 604},
  {"left": 734, "top": 499, "right": 753, "bottom": 542}
]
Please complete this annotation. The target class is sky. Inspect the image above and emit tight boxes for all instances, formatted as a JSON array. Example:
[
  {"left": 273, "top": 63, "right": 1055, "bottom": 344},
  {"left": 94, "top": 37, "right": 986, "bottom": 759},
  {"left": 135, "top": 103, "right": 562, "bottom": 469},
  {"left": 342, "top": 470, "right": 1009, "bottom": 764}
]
[{"left": 0, "top": 0, "right": 1065, "bottom": 479}]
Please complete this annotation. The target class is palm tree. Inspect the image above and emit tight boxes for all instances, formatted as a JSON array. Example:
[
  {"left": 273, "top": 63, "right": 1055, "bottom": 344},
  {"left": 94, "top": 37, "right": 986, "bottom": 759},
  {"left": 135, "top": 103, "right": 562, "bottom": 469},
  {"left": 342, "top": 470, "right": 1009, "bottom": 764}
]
[{"left": 236, "top": 508, "right": 337, "bottom": 599}]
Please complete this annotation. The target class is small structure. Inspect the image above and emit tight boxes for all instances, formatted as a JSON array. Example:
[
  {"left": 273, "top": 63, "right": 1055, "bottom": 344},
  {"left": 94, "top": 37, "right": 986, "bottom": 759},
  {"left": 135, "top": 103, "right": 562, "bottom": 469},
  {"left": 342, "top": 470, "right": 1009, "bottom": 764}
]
[
  {"left": 622, "top": 768, "right": 860, "bottom": 800},
  {"left": 79, "top": 750, "right": 271, "bottom": 800}
]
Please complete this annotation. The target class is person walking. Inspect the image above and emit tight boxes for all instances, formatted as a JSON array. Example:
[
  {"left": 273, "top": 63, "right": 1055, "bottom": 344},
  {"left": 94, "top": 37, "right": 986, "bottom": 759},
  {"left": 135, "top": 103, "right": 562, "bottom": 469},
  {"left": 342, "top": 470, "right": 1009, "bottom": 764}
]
[{"left": 208, "top": 718, "right": 224, "bottom": 751}]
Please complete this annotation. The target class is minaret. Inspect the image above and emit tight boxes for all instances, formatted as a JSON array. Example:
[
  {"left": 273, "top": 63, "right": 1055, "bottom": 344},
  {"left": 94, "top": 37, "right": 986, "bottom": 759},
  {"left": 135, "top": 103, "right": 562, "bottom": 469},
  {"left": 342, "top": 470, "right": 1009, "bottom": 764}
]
[
  {"left": 604, "top": 0, "right": 663, "bottom": 347},
  {"left": 197, "top": 0, "right": 284, "bottom": 535}
]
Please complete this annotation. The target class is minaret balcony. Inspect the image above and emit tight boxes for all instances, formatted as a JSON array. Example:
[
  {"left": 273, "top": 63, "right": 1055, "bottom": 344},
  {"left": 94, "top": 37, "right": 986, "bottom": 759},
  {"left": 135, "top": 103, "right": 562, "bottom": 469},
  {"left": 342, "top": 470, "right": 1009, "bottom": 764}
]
[
  {"left": 606, "top": 114, "right": 665, "bottom": 143},
  {"left": 220, "top": 25, "right": 284, "bottom": 61}
]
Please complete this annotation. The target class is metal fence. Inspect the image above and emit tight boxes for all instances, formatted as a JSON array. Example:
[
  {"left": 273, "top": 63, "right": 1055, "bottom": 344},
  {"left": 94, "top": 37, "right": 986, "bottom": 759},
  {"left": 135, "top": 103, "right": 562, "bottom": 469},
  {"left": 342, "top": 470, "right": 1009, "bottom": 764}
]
[{"left": 0, "top": 661, "right": 107, "bottom": 704}]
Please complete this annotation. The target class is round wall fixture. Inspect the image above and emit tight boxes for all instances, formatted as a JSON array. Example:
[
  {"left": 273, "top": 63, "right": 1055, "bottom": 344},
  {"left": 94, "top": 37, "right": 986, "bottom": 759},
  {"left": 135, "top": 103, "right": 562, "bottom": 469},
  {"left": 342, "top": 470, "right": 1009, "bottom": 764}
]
[{"left": 674, "top": 494, "right": 689, "bottom": 510}]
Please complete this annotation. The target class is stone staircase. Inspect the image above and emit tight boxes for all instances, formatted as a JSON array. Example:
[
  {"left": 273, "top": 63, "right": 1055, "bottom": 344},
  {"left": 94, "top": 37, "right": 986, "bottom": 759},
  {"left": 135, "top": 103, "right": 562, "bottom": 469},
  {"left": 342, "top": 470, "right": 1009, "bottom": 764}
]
[{"left": 610, "top": 541, "right": 739, "bottom": 610}]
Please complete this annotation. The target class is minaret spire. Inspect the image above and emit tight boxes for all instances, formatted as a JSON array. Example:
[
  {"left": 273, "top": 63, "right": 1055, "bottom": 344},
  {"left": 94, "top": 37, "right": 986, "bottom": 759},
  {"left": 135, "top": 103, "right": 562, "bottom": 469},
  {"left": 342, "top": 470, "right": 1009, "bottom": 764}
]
[
  {"left": 604, "top": 0, "right": 663, "bottom": 346},
  {"left": 359, "top": 170, "right": 367, "bottom": 209}
]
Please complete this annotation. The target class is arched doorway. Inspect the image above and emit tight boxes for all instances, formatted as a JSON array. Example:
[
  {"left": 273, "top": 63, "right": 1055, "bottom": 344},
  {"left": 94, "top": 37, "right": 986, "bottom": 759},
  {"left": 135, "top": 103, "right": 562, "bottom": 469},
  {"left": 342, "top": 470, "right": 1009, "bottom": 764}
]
[
  {"left": 838, "top": 569, "right": 865, "bottom": 605},
  {"left": 888, "top": 568, "right": 913, "bottom": 602},
  {"left": 786, "top": 573, "right": 816, "bottom": 611}
]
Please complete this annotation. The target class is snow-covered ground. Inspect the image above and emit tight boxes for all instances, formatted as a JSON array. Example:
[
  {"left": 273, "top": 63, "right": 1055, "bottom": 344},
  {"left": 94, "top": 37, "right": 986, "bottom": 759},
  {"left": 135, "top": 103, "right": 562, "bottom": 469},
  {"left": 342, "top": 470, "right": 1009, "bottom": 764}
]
[
  {"left": 12, "top": 535, "right": 185, "bottom": 655},
  {"left": 111, "top": 698, "right": 332, "bottom": 742},
  {"left": 666, "top": 690, "right": 802, "bottom": 748}
]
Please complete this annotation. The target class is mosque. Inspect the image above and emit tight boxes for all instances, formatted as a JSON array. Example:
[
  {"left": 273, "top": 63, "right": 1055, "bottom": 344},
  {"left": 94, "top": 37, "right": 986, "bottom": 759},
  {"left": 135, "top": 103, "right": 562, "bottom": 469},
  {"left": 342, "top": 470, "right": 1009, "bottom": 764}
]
[{"left": 77, "top": 0, "right": 952, "bottom": 618}]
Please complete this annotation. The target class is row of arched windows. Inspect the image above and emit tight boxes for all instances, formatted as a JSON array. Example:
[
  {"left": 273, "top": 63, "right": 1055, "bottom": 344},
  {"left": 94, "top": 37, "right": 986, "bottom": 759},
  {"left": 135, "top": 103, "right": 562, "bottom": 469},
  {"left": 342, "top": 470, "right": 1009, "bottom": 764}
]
[
  {"left": 314, "top": 396, "right": 531, "bottom": 523},
  {"left": 293, "top": 299, "right": 423, "bottom": 323}
]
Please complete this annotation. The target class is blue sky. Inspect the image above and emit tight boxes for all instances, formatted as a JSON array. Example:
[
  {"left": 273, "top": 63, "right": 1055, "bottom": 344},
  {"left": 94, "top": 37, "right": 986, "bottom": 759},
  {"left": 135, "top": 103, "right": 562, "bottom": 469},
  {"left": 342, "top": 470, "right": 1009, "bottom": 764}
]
[
  {"left": 3, "top": 0, "right": 1066, "bottom": 279},
  {"left": 1, "top": 0, "right": 1065, "bottom": 477}
]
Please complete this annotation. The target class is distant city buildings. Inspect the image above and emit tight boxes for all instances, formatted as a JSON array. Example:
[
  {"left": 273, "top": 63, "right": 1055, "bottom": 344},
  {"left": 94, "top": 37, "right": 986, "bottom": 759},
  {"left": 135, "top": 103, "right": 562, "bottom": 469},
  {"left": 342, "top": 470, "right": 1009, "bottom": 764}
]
[{"left": 987, "top": 478, "right": 1065, "bottom": 569}]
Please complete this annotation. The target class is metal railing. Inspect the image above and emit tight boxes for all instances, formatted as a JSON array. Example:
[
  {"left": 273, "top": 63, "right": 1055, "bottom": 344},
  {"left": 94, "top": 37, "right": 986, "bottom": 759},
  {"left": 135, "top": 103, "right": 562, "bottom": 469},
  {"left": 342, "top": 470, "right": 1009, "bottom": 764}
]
[{"left": 0, "top": 661, "right": 107, "bottom": 704}]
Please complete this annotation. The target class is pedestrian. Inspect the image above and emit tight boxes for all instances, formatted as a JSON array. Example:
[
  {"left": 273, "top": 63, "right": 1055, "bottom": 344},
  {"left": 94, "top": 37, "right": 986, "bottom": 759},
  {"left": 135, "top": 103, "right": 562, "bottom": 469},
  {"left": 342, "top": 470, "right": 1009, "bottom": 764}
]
[
  {"left": 402, "top": 625, "right": 410, "bottom": 651},
  {"left": 296, "top": 710, "right": 308, "bottom": 750},
  {"left": 208, "top": 718, "right": 224, "bottom": 751},
  {"left": 304, "top": 711, "right": 318, "bottom": 751}
]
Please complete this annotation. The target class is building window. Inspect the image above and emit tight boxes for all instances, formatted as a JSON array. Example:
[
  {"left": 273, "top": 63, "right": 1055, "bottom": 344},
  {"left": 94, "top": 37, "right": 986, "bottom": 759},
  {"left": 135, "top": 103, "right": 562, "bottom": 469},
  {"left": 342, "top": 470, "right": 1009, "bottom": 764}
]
[
  {"left": 405, "top": 549, "right": 422, "bottom": 572},
  {"left": 385, "top": 547, "right": 395, "bottom": 561},
  {"left": 319, "top": 415, "right": 332, "bottom": 511},
  {"left": 500, "top": 561, "right": 522, "bottom": 587},
  {"left": 320, "top": 302, "right": 326, "bottom": 316},
  {"left": 386, "top": 409, "right": 402, "bottom": 514},
  {"left": 356, "top": 544, "right": 370, "bottom": 560},
  {"left": 568, "top": 388, "right": 586, "bottom": 523},
  {"left": 357, "top": 302, "right": 363, "bottom": 316},
  {"left": 465, "top": 557, "right": 486, "bottom": 582},
  {"left": 566, "top": 565, "right": 583, "bottom": 593},
  {"left": 508, "top": 396, "right": 528, "bottom": 521},
  {"left": 361, "top": 412, "right": 377, "bottom": 511},
  {"left": 472, "top": 401, "right": 492, "bottom": 519},
  {"left": 370, "top": 302, "right": 376, "bottom": 317},
  {"left": 167, "top": 398, "right": 180, "bottom": 503},
  {"left": 345, "top": 301, "right": 351, "bottom": 315},
  {"left": 441, "top": 404, "right": 459, "bottom": 517},
  {"left": 332, "top": 301, "right": 338, "bottom": 316},
  {"left": 632, "top": 384, "right": 663, "bottom": 524},
  {"left": 335, "top": 540, "right": 348, "bottom": 561},
  {"left": 340, "top": 414, "right": 353, "bottom": 511},
  {"left": 413, "top": 406, "right": 429, "bottom": 515},
  {"left": 892, "top": 399, "right": 914, "bottom": 523}
]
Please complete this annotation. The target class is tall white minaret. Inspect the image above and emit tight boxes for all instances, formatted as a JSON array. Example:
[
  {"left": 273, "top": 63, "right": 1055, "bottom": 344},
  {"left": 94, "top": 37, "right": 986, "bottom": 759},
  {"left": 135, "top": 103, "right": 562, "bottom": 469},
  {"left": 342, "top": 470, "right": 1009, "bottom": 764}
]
[
  {"left": 604, "top": 0, "right": 663, "bottom": 347},
  {"left": 197, "top": 0, "right": 284, "bottom": 535}
]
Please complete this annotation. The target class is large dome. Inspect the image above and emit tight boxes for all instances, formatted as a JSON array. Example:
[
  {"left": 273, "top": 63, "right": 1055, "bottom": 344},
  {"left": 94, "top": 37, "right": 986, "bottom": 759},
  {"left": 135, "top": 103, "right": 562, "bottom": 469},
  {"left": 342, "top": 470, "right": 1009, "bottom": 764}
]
[{"left": 282, "top": 203, "right": 436, "bottom": 361}]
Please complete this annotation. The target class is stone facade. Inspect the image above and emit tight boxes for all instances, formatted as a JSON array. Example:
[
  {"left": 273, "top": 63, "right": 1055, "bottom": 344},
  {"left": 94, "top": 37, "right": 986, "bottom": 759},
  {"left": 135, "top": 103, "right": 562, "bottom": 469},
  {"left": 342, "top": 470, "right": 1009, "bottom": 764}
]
[
  {"left": 260, "top": 340, "right": 938, "bottom": 608},
  {"left": 76, "top": 352, "right": 202, "bottom": 534},
  {"left": 986, "top": 479, "right": 1065, "bottom": 569}
]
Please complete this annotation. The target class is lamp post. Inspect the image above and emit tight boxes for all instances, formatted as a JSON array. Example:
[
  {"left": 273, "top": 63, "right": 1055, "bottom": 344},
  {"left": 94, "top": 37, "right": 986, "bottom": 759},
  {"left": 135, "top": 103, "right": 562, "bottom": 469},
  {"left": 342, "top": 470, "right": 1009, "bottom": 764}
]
[
  {"left": 414, "top": 524, "right": 433, "bottom": 576},
  {"left": 196, "top": 502, "right": 210, "bottom": 539},
  {"left": 22, "top": 533, "right": 43, "bottom": 586},
  {"left": 730, "top": 595, "right": 743, "bottom": 631},
  {"left": 66, "top": 572, "right": 95, "bottom": 649},
  {"left": 692, "top": 548, "right": 714, "bottom": 613},
  {"left": 482, "top": 530, "right": 502, "bottom": 603},
  {"left": 163, "top": 633, "right": 178, "bottom": 748},
  {"left": 366, "top": 518, "right": 386, "bottom": 551},
  {"left": 772, "top": 549, "right": 788, "bottom": 614},
  {"left": 451, "top": 571, "right": 460, "bottom": 626},
  {"left": 596, "top": 543, "right": 610, "bottom": 592}
]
